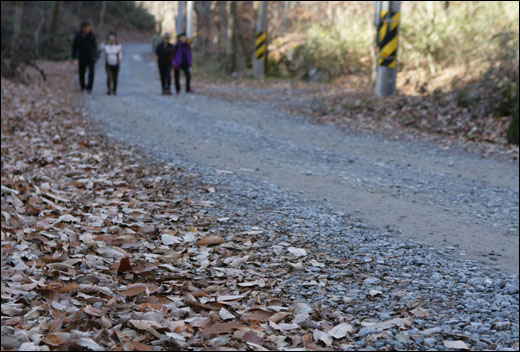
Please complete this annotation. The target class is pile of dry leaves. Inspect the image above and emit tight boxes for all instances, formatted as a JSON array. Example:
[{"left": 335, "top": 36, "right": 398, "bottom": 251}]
[{"left": 1, "top": 65, "right": 433, "bottom": 351}]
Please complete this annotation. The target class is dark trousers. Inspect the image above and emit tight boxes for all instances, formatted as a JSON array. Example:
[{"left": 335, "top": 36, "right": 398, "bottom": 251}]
[
  {"left": 174, "top": 64, "right": 191, "bottom": 92},
  {"left": 105, "top": 64, "right": 120, "bottom": 92},
  {"left": 158, "top": 63, "right": 172, "bottom": 90},
  {"left": 78, "top": 60, "right": 95, "bottom": 91}
]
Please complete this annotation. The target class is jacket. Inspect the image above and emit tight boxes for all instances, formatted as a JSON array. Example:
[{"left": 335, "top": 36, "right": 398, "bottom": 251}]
[
  {"left": 156, "top": 42, "right": 175, "bottom": 66},
  {"left": 72, "top": 31, "right": 98, "bottom": 62},
  {"left": 172, "top": 42, "right": 192, "bottom": 68},
  {"left": 100, "top": 43, "right": 123, "bottom": 66}
]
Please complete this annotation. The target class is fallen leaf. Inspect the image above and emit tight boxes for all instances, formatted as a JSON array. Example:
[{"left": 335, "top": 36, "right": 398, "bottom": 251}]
[
  {"left": 287, "top": 247, "right": 307, "bottom": 257},
  {"left": 293, "top": 302, "right": 313, "bottom": 315},
  {"left": 313, "top": 329, "right": 333, "bottom": 347},
  {"left": 83, "top": 305, "right": 103, "bottom": 317},
  {"left": 196, "top": 236, "right": 225, "bottom": 246},
  {"left": 77, "top": 337, "right": 104, "bottom": 351},
  {"left": 329, "top": 323, "right": 353, "bottom": 339},
  {"left": 410, "top": 307, "right": 428, "bottom": 317},
  {"left": 55, "top": 282, "right": 78, "bottom": 294},
  {"left": 200, "top": 322, "right": 243, "bottom": 337},
  {"left": 219, "top": 307, "right": 235, "bottom": 320},
  {"left": 117, "top": 257, "right": 133, "bottom": 275},
  {"left": 361, "top": 317, "right": 413, "bottom": 330},
  {"left": 43, "top": 334, "right": 65, "bottom": 347},
  {"left": 242, "top": 330, "right": 264, "bottom": 344},
  {"left": 161, "top": 233, "right": 181, "bottom": 245}
]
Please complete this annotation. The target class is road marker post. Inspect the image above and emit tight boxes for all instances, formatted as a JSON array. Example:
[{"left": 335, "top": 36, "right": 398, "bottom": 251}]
[
  {"left": 375, "top": 1, "right": 400, "bottom": 97},
  {"left": 253, "top": 1, "right": 268, "bottom": 78}
]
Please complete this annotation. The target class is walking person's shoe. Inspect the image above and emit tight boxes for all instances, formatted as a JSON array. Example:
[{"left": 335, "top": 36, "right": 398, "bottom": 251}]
[
  {"left": 176, "top": 90, "right": 180, "bottom": 95},
  {"left": 86, "top": 90, "right": 92, "bottom": 94},
  {"left": 166, "top": 89, "right": 172, "bottom": 95},
  {"left": 186, "top": 89, "right": 194, "bottom": 93},
  {"left": 107, "top": 90, "right": 111, "bottom": 95},
  {"left": 112, "top": 89, "right": 117, "bottom": 96}
]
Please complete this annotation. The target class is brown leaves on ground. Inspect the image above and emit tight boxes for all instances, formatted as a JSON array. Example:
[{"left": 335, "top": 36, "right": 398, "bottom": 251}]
[{"left": 0, "top": 69, "right": 376, "bottom": 351}]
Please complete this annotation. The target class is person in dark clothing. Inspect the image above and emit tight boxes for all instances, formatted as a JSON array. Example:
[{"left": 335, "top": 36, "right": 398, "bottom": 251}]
[
  {"left": 71, "top": 22, "right": 98, "bottom": 93},
  {"left": 172, "top": 33, "right": 193, "bottom": 94},
  {"left": 155, "top": 33, "right": 175, "bottom": 95}
]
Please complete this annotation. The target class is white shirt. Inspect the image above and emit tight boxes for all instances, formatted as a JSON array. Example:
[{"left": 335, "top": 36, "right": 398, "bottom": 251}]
[{"left": 101, "top": 43, "right": 122, "bottom": 66}]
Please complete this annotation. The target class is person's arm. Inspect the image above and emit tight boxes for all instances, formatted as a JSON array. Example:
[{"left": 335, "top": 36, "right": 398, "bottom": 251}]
[
  {"left": 92, "top": 34, "right": 99, "bottom": 61},
  {"left": 118, "top": 45, "right": 123, "bottom": 65},
  {"left": 71, "top": 33, "right": 78, "bottom": 62},
  {"left": 155, "top": 44, "right": 161, "bottom": 57},
  {"left": 187, "top": 45, "right": 193, "bottom": 67},
  {"left": 172, "top": 44, "right": 178, "bottom": 69}
]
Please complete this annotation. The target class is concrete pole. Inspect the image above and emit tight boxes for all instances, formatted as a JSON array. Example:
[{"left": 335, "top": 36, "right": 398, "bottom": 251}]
[
  {"left": 177, "top": 1, "right": 184, "bottom": 36},
  {"left": 253, "top": 1, "right": 268, "bottom": 78},
  {"left": 186, "top": 1, "right": 194, "bottom": 39},
  {"left": 375, "top": 1, "right": 400, "bottom": 97}
]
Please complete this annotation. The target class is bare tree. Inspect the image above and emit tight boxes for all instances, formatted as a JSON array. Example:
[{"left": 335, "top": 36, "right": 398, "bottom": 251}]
[
  {"left": 225, "top": 1, "right": 236, "bottom": 74},
  {"left": 99, "top": 1, "right": 107, "bottom": 28},
  {"left": 194, "top": 1, "right": 212, "bottom": 60}
]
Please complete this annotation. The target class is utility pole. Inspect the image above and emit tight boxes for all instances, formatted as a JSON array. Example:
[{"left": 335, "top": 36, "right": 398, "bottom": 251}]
[
  {"left": 253, "top": 1, "right": 268, "bottom": 78},
  {"left": 374, "top": 1, "right": 400, "bottom": 97},
  {"left": 177, "top": 1, "right": 185, "bottom": 35},
  {"left": 186, "top": 1, "right": 194, "bottom": 41}
]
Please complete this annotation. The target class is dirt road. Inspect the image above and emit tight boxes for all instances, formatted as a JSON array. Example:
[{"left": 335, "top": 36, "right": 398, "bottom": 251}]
[{"left": 85, "top": 43, "right": 519, "bottom": 274}]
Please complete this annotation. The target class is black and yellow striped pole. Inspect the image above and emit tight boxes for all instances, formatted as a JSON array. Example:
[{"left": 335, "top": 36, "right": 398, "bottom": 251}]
[
  {"left": 253, "top": 1, "right": 268, "bottom": 78},
  {"left": 375, "top": 1, "right": 400, "bottom": 96}
]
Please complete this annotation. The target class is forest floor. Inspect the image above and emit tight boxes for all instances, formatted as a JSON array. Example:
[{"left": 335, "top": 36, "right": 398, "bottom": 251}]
[{"left": 1, "top": 45, "right": 518, "bottom": 351}]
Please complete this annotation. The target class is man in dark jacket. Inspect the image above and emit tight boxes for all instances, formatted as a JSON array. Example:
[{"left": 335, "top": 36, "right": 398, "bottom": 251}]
[
  {"left": 71, "top": 22, "right": 98, "bottom": 93},
  {"left": 155, "top": 33, "right": 175, "bottom": 94}
]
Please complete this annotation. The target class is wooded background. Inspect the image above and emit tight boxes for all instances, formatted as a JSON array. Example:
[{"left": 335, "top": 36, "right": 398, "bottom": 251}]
[{"left": 1, "top": 1, "right": 518, "bottom": 144}]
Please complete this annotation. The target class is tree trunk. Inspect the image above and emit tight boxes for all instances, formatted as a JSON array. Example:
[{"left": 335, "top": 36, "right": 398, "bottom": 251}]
[
  {"left": 507, "top": 86, "right": 519, "bottom": 145},
  {"left": 234, "top": 2, "right": 249, "bottom": 70},
  {"left": 218, "top": 1, "right": 228, "bottom": 53},
  {"left": 225, "top": 1, "right": 236, "bottom": 74},
  {"left": 50, "top": 1, "right": 60, "bottom": 35},
  {"left": 281, "top": 1, "right": 289, "bottom": 34},
  {"left": 99, "top": 1, "right": 107, "bottom": 28},
  {"left": 13, "top": 1, "right": 24, "bottom": 41},
  {"left": 34, "top": 10, "right": 46, "bottom": 57},
  {"left": 194, "top": 1, "right": 212, "bottom": 61}
]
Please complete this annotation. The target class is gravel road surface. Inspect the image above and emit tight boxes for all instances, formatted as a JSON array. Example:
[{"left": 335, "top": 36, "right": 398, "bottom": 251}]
[{"left": 86, "top": 44, "right": 518, "bottom": 274}]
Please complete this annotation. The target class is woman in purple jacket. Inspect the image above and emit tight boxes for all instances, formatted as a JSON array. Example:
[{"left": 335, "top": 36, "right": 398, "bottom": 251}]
[{"left": 172, "top": 33, "right": 193, "bottom": 94}]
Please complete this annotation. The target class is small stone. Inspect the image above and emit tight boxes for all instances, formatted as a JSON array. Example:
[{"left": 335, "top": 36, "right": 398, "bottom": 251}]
[
  {"left": 494, "top": 321, "right": 510, "bottom": 331},
  {"left": 423, "top": 337, "right": 436, "bottom": 346},
  {"left": 363, "top": 278, "right": 380, "bottom": 285},
  {"left": 474, "top": 341, "right": 488, "bottom": 349}
]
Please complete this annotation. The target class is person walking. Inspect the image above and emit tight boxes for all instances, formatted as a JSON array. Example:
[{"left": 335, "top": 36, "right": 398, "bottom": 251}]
[
  {"left": 71, "top": 22, "right": 98, "bottom": 93},
  {"left": 172, "top": 33, "right": 193, "bottom": 94},
  {"left": 100, "top": 31, "right": 122, "bottom": 95},
  {"left": 155, "top": 33, "right": 175, "bottom": 95}
]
